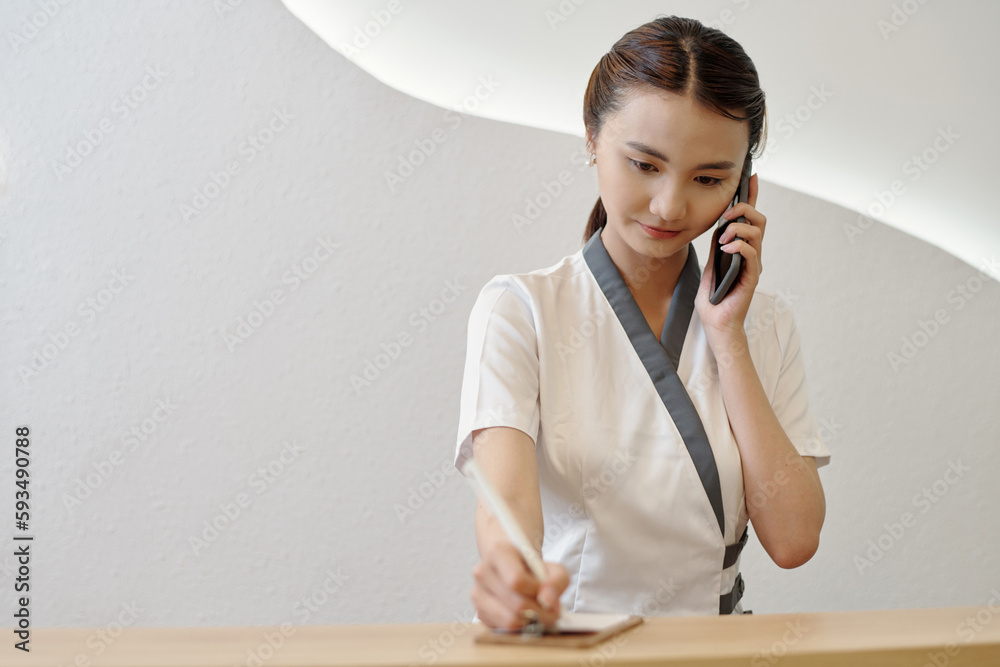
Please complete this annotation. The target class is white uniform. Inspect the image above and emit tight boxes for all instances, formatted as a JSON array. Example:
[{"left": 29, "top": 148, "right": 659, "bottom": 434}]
[{"left": 454, "top": 228, "right": 831, "bottom": 617}]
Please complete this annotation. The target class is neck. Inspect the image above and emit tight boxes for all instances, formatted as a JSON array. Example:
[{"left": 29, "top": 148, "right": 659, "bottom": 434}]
[{"left": 600, "top": 226, "right": 689, "bottom": 302}]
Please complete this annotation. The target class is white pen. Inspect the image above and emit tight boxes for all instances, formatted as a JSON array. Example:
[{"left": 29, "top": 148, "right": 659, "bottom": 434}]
[{"left": 460, "top": 458, "right": 553, "bottom": 613}]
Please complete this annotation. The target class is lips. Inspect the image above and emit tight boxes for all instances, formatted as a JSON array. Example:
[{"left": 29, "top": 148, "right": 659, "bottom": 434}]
[{"left": 637, "top": 221, "right": 681, "bottom": 238}]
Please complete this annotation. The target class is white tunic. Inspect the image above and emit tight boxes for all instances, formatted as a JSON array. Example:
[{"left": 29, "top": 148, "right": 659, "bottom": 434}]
[{"left": 454, "top": 229, "right": 831, "bottom": 616}]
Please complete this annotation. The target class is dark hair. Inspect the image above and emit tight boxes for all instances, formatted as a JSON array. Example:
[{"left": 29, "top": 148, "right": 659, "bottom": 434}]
[{"left": 582, "top": 16, "right": 767, "bottom": 244}]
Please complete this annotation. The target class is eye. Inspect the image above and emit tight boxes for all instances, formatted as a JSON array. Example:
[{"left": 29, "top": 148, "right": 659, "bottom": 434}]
[
  {"left": 628, "top": 158, "right": 656, "bottom": 173},
  {"left": 695, "top": 175, "right": 724, "bottom": 186}
]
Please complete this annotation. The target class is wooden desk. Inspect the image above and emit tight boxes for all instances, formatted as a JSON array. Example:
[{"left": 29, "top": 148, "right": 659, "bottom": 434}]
[{"left": 10, "top": 606, "right": 1000, "bottom": 666}]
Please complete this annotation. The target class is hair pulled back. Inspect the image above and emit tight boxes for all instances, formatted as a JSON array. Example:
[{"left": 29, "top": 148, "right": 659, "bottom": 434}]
[{"left": 582, "top": 16, "right": 767, "bottom": 243}]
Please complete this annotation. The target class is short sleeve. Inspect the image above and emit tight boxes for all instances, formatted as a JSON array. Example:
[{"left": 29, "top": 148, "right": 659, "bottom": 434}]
[
  {"left": 454, "top": 277, "right": 541, "bottom": 474},
  {"left": 769, "top": 300, "right": 831, "bottom": 469}
]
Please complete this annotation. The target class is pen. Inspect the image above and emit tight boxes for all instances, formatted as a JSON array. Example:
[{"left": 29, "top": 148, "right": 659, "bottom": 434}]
[{"left": 460, "top": 458, "right": 553, "bottom": 613}]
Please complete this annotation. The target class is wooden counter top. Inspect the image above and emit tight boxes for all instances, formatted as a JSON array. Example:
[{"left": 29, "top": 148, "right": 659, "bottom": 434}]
[{"left": 9, "top": 605, "right": 1000, "bottom": 666}]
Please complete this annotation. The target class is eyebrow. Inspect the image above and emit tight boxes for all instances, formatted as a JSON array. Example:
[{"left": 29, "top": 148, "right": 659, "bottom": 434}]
[{"left": 625, "top": 141, "right": 736, "bottom": 171}]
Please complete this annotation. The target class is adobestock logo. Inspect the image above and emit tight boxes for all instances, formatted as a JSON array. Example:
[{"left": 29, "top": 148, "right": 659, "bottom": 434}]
[
  {"left": 223, "top": 235, "right": 342, "bottom": 353},
  {"left": 350, "top": 277, "right": 466, "bottom": 394},
  {"left": 877, "top": 0, "right": 931, "bottom": 40},
  {"left": 845, "top": 126, "right": 959, "bottom": 244},
  {"left": 62, "top": 396, "right": 179, "bottom": 514},
  {"left": 384, "top": 77, "right": 501, "bottom": 194},
  {"left": 51, "top": 64, "right": 169, "bottom": 183},
  {"left": 338, "top": 0, "right": 405, "bottom": 58},
  {"left": 854, "top": 458, "right": 968, "bottom": 575},
  {"left": 17, "top": 268, "right": 135, "bottom": 384},
  {"left": 179, "top": 108, "right": 295, "bottom": 222},
  {"left": 189, "top": 440, "right": 306, "bottom": 557},
  {"left": 7, "top": 0, "right": 73, "bottom": 54},
  {"left": 886, "top": 257, "right": 996, "bottom": 374},
  {"left": 512, "top": 171, "right": 576, "bottom": 235}
]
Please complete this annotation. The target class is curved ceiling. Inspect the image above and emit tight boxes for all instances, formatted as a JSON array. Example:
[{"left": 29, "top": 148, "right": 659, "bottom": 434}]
[{"left": 281, "top": 0, "right": 999, "bottom": 280}]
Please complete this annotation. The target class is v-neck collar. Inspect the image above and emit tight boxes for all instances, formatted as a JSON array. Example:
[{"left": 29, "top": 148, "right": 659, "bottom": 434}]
[
  {"left": 659, "top": 240, "right": 700, "bottom": 369},
  {"left": 582, "top": 228, "right": 725, "bottom": 537}
]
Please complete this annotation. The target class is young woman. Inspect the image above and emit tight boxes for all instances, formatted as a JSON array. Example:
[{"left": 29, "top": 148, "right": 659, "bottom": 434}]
[{"left": 454, "top": 15, "right": 830, "bottom": 630}]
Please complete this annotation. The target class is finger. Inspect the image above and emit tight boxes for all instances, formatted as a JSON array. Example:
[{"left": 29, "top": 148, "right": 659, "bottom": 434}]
[
  {"left": 722, "top": 204, "right": 766, "bottom": 231},
  {"left": 479, "top": 568, "right": 535, "bottom": 618},
  {"left": 542, "top": 562, "right": 570, "bottom": 596},
  {"left": 534, "top": 592, "right": 561, "bottom": 627},
  {"left": 471, "top": 584, "right": 528, "bottom": 631},
  {"left": 479, "top": 545, "right": 541, "bottom": 610},
  {"left": 474, "top": 555, "right": 525, "bottom": 615},
  {"left": 475, "top": 563, "right": 558, "bottom": 629},
  {"left": 719, "top": 221, "right": 762, "bottom": 246},
  {"left": 720, "top": 238, "right": 761, "bottom": 276},
  {"left": 493, "top": 544, "right": 543, "bottom": 599},
  {"left": 475, "top": 564, "right": 548, "bottom": 627},
  {"left": 537, "top": 563, "right": 570, "bottom": 614},
  {"left": 698, "top": 226, "right": 721, "bottom": 297},
  {"left": 536, "top": 569, "right": 566, "bottom": 613},
  {"left": 719, "top": 202, "right": 765, "bottom": 274}
]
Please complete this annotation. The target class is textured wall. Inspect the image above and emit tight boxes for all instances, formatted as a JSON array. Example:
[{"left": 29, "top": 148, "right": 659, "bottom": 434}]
[{"left": 0, "top": 0, "right": 997, "bottom": 631}]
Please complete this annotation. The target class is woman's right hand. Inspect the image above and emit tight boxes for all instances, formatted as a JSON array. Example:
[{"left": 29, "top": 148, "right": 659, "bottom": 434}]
[{"left": 471, "top": 539, "right": 570, "bottom": 630}]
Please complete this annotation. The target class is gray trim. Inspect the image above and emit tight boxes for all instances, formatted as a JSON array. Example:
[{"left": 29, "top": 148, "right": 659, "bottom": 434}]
[
  {"left": 582, "top": 230, "right": 725, "bottom": 537},
  {"left": 660, "top": 247, "right": 700, "bottom": 371},
  {"left": 724, "top": 526, "right": 749, "bottom": 569},
  {"left": 719, "top": 572, "right": 745, "bottom": 614}
]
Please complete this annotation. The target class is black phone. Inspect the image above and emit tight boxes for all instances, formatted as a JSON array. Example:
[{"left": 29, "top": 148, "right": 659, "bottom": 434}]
[{"left": 709, "top": 156, "right": 752, "bottom": 305}]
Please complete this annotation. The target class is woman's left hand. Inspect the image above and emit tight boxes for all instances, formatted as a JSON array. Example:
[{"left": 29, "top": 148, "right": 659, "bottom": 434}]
[{"left": 695, "top": 172, "right": 766, "bottom": 347}]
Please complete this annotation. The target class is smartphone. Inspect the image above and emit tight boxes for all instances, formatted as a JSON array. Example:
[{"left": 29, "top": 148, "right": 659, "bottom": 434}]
[{"left": 709, "top": 155, "right": 752, "bottom": 305}]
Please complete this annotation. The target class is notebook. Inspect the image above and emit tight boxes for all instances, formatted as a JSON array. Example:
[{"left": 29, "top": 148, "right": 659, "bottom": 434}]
[{"left": 474, "top": 612, "right": 644, "bottom": 648}]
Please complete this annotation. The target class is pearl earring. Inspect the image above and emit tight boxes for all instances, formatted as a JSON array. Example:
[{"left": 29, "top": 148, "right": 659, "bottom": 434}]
[{"left": 586, "top": 152, "right": 596, "bottom": 167}]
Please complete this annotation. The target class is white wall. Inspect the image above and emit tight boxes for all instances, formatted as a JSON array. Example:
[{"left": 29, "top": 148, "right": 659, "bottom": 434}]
[{"left": 0, "top": 0, "right": 997, "bottom": 630}]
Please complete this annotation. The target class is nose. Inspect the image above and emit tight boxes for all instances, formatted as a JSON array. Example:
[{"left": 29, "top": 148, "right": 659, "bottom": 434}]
[{"left": 648, "top": 178, "right": 686, "bottom": 223}]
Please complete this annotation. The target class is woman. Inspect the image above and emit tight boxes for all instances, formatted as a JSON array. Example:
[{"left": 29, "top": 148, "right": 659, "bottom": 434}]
[{"left": 454, "top": 15, "right": 830, "bottom": 630}]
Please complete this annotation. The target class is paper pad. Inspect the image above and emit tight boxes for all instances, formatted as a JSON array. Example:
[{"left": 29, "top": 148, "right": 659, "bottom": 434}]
[{"left": 474, "top": 612, "right": 644, "bottom": 648}]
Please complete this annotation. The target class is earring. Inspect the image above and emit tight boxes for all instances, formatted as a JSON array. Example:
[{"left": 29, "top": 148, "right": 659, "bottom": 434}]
[{"left": 586, "top": 152, "right": 596, "bottom": 167}]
